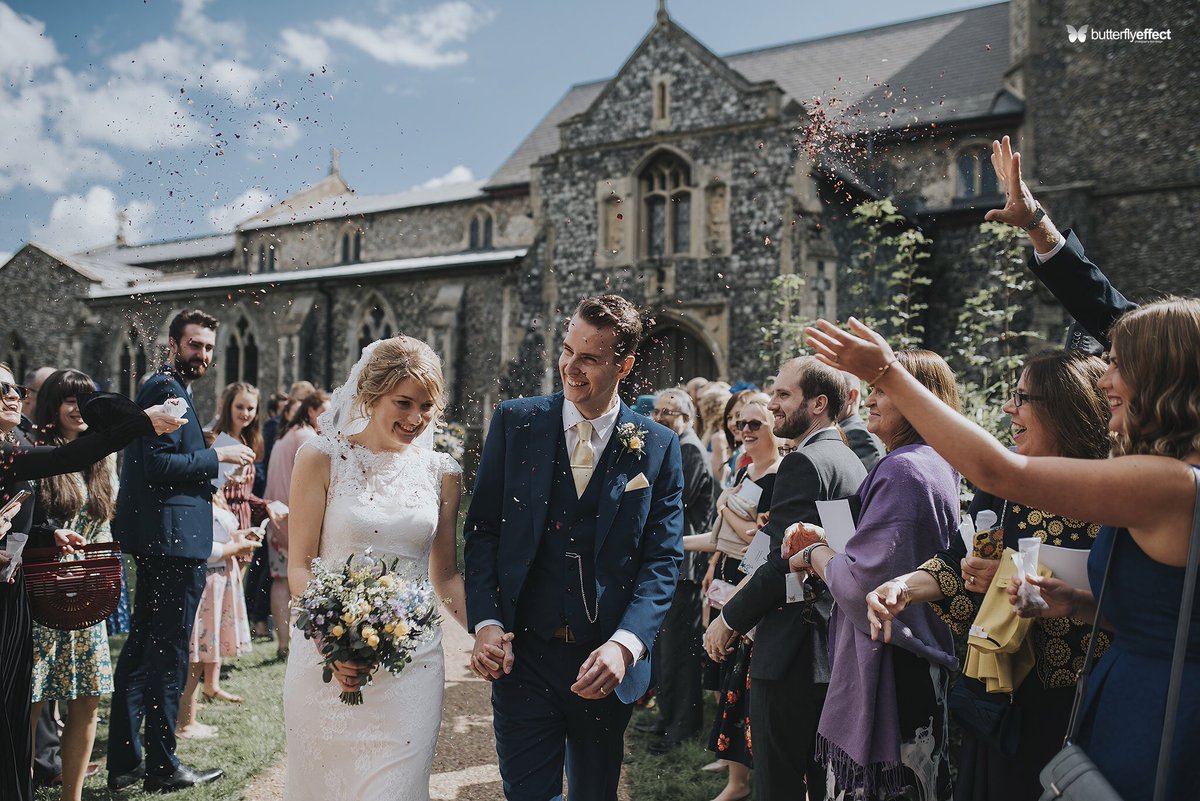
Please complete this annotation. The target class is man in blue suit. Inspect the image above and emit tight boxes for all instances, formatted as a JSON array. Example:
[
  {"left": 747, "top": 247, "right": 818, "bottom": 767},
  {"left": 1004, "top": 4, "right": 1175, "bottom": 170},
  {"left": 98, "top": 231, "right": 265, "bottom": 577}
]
[
  {"left": 106, "top": 310, "right": 255, "bottom": 794},
  {"left": 465, "top": 295, "right": 684, "bottom": 801}
]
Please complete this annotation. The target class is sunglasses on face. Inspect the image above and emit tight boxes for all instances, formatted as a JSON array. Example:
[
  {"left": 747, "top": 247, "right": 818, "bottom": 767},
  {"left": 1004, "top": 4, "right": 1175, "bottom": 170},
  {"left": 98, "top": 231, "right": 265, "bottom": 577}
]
[
  {"left": 0, "top": 382, "right": 27, "bottom": 400},
  {"left": 736, "top": 419, "right": 765, "bottom": 432}
]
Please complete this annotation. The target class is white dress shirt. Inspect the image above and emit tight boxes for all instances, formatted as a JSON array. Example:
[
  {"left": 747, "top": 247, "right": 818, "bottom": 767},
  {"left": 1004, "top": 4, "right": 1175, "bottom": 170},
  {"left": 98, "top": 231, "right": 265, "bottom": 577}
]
[
  {"left": 476, "top": 395, "right": 647, "bottom": 663},
  {"left": 1034, "top": 237, "right": 1067, "bottom": 263}
]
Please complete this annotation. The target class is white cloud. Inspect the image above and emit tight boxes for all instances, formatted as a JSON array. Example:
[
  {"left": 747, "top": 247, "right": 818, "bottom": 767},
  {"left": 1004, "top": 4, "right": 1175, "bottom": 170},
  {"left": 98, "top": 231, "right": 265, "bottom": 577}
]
[
  {"left": 279, "top": 29, "right": 332, "bottom": 71},
  {"left": 0, "top": 4, "right": 59, "bottom": 83},
  {"left": 417, "top": 165, "right": 474, "bottom": 189},
  {"left": 244, "top": 113, "right": 303, "bottom": 150},
  {"left": 319, "top": 1, "right": 492, "bottom": 68},
  {"left": 48, "top": 68, "right": 208, "bottom": 150},
  {"left": 31, "top": 187, "right": 155, "bottom": 253},
  {"left": 207, "top": 187, "right": 275, "bottom": 232},
  {"left": 177, "top": 0, "right": 245, "bottom": 50}
]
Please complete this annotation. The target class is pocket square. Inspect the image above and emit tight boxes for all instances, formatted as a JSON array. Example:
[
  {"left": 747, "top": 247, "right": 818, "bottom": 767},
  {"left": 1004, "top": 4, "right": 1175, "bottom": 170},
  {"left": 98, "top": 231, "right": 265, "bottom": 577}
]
[{"left": 624, "top": 473, "right": 650, "bottom": 492}]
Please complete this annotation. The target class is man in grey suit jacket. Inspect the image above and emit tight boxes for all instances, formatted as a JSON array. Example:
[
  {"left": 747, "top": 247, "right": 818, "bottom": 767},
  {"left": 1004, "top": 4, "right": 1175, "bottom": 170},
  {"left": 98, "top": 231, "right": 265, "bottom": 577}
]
[{"left": 703, "top": 356, "right": 866, "bottom": 801}]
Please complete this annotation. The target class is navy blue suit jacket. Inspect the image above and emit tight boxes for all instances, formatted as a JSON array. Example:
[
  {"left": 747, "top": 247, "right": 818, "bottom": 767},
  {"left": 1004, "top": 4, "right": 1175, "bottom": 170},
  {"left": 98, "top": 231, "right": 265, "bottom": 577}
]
[
  {"left": 112, "top": 367, "right": 219, "bottom": 560},
  {"left": 464, "top": 393, "right": 684, "bottom": 702},
  {"left": 1029, "top": 229, "right": 1137, "bottom": 351}
]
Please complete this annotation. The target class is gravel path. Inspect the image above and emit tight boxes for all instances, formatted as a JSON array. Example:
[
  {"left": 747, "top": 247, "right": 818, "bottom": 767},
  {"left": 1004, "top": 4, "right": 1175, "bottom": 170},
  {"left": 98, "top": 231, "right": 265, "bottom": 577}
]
[{"left": 244, "top": 613, "right": 632, "bottom": 800}]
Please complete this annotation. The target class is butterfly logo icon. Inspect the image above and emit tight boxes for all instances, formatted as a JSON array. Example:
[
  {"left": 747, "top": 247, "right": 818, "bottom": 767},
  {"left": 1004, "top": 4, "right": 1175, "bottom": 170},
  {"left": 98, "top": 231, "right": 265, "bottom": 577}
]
[{"left": 1067, "top": 25, "right": 1089, "bottom": 43}]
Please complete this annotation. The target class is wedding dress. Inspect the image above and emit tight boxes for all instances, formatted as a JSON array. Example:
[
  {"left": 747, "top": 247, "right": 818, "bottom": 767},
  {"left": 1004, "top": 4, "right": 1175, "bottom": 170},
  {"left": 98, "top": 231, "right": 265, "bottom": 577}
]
[{"left": 282, "top": 406, "right": 459, "bottom": 800}]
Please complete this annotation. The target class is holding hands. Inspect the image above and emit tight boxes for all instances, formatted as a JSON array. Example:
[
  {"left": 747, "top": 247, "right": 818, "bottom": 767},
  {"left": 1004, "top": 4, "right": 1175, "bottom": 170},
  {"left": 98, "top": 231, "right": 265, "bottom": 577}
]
[{"left": 469, "top": 624, "right": 515, "bottom": 681}]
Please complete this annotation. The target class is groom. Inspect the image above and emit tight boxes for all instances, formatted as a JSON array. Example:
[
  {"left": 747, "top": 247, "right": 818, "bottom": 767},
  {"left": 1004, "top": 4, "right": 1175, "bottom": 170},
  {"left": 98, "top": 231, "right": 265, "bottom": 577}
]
[{"left": 465, "top": 294, "right": 684, "bottom": 801}]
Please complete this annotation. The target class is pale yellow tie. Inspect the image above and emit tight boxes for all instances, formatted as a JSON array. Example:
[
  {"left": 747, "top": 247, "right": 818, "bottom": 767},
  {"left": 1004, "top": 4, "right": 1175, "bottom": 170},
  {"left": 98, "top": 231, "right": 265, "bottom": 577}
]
[{"left": 571, "top": 420, "right": 595, "bottom": 496}]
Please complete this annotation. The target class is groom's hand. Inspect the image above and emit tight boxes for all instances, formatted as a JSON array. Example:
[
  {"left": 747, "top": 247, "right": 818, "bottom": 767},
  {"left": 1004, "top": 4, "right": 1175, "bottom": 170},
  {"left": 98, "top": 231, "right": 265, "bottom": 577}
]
[
  {"left": 470, "top": 625, "right": 514, "bottom": 681},
  {"left": 571, "top": 641, "right": 631, "bottom": 700}
]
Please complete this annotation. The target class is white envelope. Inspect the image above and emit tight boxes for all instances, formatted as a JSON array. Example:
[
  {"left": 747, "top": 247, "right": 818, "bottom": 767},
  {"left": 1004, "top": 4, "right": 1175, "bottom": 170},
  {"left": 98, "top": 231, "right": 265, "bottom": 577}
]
[
  {"left": 1038, "top": 544, "right": 1092, "bottom": 590},
  {"left": 816, "top": 499, "right": 857, "bottom": 553}
]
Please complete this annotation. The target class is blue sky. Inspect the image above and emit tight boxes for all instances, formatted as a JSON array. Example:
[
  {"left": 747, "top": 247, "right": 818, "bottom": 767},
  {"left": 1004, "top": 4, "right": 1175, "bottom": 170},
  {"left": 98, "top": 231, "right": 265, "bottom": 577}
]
[{"left": 0, "top": 0, "right": 996, "bottom": 258}]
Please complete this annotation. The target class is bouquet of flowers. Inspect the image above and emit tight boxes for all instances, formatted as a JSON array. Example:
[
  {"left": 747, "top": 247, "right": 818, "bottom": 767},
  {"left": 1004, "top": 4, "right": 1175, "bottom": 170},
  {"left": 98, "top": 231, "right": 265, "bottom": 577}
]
[{"left": 293, "top": 550, "right": 441, "bottom": 705}]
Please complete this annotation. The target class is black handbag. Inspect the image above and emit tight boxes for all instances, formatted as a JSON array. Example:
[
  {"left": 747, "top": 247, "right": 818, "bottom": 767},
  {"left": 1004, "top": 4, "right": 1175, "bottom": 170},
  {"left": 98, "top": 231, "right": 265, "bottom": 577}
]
[
  {"left": 1039, "top": 466, "right": 1200, "bottom": 801},
  {"left": 948, "top": 676, "right": 1021, "bottom": 756}
]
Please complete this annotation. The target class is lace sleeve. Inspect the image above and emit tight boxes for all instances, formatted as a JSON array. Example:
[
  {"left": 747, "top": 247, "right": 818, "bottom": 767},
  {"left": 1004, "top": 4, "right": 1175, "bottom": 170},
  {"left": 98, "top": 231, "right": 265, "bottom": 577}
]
[
  {"left": 437, "top": 452, "right": 462, "bottom": 480},
  {"left": 304, "top": 434, "right": 341, "bottom": 458}
]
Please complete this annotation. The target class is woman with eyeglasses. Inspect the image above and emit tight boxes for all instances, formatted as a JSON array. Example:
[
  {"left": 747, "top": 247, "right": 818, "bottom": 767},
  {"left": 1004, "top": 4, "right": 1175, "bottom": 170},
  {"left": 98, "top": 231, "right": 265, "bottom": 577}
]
[
  {"left": 856, "top": 351, "right": 1111, "bottom": 801},
  {"left": 0, "top": 365, "right": 184, "bottom": 801},
  {"left": 700, "top": 394, "right": 778, "bottom": 801}
]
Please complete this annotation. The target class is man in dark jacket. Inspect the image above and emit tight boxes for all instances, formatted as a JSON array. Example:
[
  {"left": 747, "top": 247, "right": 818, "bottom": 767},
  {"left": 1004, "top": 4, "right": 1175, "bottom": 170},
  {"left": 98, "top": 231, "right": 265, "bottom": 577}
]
[
  {"left": 643, "top": 387, "right": 715, "bottom": 752},
  {"left": 704, "top": 357, "right": 866, "bottom": 801}
]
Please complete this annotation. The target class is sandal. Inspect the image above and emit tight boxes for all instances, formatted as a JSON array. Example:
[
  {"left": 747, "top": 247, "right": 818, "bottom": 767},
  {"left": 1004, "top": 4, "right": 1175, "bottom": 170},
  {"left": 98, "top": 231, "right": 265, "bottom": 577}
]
[{"left": 203, "top": 688, "right": 243, "bottom": 703}]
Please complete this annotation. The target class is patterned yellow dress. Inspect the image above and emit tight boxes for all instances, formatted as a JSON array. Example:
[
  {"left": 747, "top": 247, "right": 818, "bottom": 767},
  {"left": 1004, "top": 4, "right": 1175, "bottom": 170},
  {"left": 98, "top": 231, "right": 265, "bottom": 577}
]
[{"left": 30, "top": 470, "right": 116, "bottom": 702}]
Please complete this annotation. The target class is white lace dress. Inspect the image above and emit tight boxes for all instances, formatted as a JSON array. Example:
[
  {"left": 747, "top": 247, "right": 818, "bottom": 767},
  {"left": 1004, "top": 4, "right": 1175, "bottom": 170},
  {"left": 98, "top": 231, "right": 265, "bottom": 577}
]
[{"left": 283, "top": 437, "right": 459, "bottom": 801}]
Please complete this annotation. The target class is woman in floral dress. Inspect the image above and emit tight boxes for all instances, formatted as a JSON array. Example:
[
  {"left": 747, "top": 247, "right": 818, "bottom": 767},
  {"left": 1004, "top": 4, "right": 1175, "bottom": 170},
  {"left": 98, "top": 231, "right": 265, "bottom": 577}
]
[{"left": 28, "top": 370, "right": 119, "bottom": 801}]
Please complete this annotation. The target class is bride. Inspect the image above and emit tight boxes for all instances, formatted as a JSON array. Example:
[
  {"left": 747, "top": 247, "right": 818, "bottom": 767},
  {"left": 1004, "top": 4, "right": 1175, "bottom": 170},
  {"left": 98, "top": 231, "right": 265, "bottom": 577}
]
[{"left": 282, "top": 337, "right": 503, "bottom": 801}]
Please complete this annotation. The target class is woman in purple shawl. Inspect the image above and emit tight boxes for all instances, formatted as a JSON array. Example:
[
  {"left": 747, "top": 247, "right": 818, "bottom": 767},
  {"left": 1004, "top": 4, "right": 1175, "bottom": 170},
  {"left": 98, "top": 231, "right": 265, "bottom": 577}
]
[{"left": 789, "top": 350, "right": 960, "bottom": 800}]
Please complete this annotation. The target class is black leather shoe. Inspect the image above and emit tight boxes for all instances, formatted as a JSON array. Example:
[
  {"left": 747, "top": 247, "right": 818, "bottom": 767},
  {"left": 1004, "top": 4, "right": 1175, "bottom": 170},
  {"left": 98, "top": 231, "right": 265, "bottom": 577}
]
[
  {"left": 647, "top": 738, "right": 682, "bottom": 756},
  {"left": 634, "top": 717, "right": 665, "bottom": 735},
  {"left": 144, "top": 765, "right": 224, "bottom": 793},
  {"left": 107, "top": 763, "right": 145, "bottom": 791}
]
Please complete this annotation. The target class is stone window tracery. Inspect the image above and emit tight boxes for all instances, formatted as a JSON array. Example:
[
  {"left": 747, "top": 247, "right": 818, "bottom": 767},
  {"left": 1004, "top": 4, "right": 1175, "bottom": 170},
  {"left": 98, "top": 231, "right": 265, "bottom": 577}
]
[
  {"left": 117, "top": 327, "right": 149, "bottom": 399},
  {"left": 340, "top": 227, "right": 364, "bottom": 264},
  {"left": 640, "top": 152, "right": 693, "bottom": 259},
  {"left": 224, "top": 315, "right": 259, "bottom": 387},
  {"left": 356, "top": 295, "right": 397, "bottom": 355},
  {"left": 468, "top": 209, "right": 494, "bottom": 250},
  {"left": 956, "top": 147, "right": 998, "bottom": 199}
]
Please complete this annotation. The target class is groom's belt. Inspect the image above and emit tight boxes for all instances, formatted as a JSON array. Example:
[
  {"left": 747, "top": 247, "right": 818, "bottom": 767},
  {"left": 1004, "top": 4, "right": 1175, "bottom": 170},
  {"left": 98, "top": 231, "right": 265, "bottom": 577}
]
[{"left": 551, "top": 625, "right": 578, "bottom": 643}]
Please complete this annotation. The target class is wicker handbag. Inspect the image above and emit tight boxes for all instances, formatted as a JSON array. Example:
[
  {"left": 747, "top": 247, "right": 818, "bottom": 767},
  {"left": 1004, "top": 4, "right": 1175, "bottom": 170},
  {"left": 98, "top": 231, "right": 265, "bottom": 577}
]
[{"left": 23, "top": 542, "right": 124, "bottom": 631}]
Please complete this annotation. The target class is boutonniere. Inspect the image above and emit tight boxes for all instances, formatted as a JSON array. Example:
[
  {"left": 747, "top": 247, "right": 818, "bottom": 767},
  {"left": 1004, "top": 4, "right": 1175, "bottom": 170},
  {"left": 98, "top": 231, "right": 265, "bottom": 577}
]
[{"left": 616, "top": 422, "right": 648, "bottom": 460}]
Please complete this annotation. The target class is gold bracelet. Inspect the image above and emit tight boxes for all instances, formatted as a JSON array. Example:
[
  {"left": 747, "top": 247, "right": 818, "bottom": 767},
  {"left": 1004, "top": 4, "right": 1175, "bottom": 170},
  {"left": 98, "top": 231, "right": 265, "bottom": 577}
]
[
  {"left": 870, "top": 358, "right": 900, "bottom": 387},
  {"left": 896, "top": 581, "right": 913, "bottom": 606}
]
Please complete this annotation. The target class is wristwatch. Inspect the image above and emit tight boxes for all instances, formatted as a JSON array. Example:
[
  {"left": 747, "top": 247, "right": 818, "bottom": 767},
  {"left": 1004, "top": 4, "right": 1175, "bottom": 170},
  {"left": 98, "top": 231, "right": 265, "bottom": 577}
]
[{"left": 1024, "top": 204, "right": 1047, "bottom": 231}]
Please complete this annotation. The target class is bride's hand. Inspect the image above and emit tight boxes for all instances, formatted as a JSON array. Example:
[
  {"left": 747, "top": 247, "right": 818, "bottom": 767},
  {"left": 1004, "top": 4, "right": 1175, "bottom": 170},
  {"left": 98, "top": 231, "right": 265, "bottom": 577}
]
[{"left": 332, "top": 659, "right": 370, "bottom": 693}]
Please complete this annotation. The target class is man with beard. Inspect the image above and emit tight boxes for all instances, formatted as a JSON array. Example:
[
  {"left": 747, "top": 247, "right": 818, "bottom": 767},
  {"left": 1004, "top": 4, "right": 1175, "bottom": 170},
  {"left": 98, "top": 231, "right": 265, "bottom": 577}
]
[
  {"left": 107, "top": 310, "right": 255, "bottom": 793},
  {"left": 702, "top": 356, "right": 865, "bottom": 801}
]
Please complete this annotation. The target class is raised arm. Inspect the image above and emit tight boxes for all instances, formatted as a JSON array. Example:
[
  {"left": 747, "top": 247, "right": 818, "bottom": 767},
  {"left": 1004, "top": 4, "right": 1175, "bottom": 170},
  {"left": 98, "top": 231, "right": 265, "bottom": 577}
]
[
  {"left": 985, "top": 135, "right": 1136, "bottom": 347},
  {"left": 805, "top": 318, "right": 1196, "bottom": 564}
]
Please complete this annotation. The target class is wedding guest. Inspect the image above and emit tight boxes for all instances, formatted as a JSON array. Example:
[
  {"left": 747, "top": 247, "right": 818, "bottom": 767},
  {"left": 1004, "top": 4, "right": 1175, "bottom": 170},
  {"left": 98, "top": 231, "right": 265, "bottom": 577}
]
[
  {"left": 176, "top": 492, "right": 259, "bottom": 739},
  {"left": 248, "top": 390, "right": 287, "bottom": 636},
  {"left": 698, "top": 385, "right": 731, "bottom": 464},
  {"left": 0, "top": 366, "right": 183, "bottom": 801},
  {"left": 27, "top": 370, "right": 120, "bottom": 801},
  {"left": 837, "top": 371, "right": 885, "bottom": 470},
  {"left": 809, "top": 300, "right": 1200, "bottom": 801},
  {"left": 789, "top": 350, "right": 961, "bottom": 801},
  {"left": 703, "top": 395, "right": 779, "bottom": 801},
  {"left": 264, "top": 390, "right": 329, "bottom": 660},
  {"left": 705, "top": 357, "right": 865, "bottom": 801},
  {"left": 210, "top": 382, "right": 273, "bottom": 562},
  {"left": 107, "top": 309, "right": 255, "bottom": 793},
  {"left": 864, "top": 351, "right": 1111, "bottom": 800},
  {"left": 20, "top": 366, "right": 55, "bottom": 426},
  {"left": 716, "top": 390, "right": 754, "bottom": 487},
  {"left": 642, "top": 388, "right": 714, "bottom": 755}
]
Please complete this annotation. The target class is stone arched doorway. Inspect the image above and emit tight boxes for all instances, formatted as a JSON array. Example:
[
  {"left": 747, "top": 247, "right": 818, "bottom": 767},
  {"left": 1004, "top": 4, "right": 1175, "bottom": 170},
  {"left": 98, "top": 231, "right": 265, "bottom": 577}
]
[{"left": 623, "top": 324, "right": 717, "bottom": 402}]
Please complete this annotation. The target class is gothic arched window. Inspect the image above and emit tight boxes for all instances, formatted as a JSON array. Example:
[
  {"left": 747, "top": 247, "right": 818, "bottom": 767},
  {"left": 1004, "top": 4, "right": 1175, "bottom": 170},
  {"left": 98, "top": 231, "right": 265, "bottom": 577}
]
[
  {"left": 468, "top": 209, "right": 494, "bottom": 250},
  {"left": 640, "top": 152, "right": 693, "bottom": 259},
  {"left": 224, "top": 316, "right": 259, "bottom": 387},
  {"left": 339, "top": 228, "right": 364, "bottom": 264},
  {"left": 117, "top": 327, "right": 148, "bottom": 398},
  {"left": 956, "top": 148, "right": 998, "bottom": 199},
  {"left": 357, "top": 297, "right": 397, "bottom": 354},
  {"left": 6, "top": 333, "right": 27, "bottom": 388}
]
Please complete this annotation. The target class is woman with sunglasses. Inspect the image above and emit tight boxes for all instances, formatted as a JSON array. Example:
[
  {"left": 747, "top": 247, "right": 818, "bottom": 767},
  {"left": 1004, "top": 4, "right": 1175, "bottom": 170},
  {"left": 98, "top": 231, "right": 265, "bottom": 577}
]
[
  {"left": 0, "top": 366, "right": 184, "bottom": 801},
  {"left": 862, "top": 351, "right": 1111, "bottom": 801},
  {"left": 701, "top": 394, "right": 778, "bottom": 801}
]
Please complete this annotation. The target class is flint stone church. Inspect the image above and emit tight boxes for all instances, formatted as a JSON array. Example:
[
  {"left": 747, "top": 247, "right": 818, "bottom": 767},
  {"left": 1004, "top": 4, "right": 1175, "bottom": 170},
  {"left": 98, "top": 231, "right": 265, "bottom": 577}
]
[{"left": 2, "top": 0, "right": 1195, "bottom": 440}]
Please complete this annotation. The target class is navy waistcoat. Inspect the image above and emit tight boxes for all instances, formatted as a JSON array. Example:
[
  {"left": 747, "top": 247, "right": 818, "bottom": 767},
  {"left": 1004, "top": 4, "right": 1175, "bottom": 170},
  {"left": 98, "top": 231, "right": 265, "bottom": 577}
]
[{"left": 516, "top": 428, "right": 614, "bottom": 642}]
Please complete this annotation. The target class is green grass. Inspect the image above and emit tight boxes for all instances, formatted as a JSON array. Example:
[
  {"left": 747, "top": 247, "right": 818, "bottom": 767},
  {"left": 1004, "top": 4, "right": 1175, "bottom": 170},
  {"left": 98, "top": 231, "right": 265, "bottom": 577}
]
[
  {"left": 37, "top": 638, "right": 287, "bottom": 801},
  {"left": 624, "top": 699, "right": 751, "bottom": 801}
]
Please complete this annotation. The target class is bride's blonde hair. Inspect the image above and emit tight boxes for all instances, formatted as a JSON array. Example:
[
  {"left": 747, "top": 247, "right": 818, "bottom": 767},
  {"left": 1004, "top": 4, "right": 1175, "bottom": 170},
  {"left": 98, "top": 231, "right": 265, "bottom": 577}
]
[{"left": 355, "top": 337, "right": 446, "bottom": 420}]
